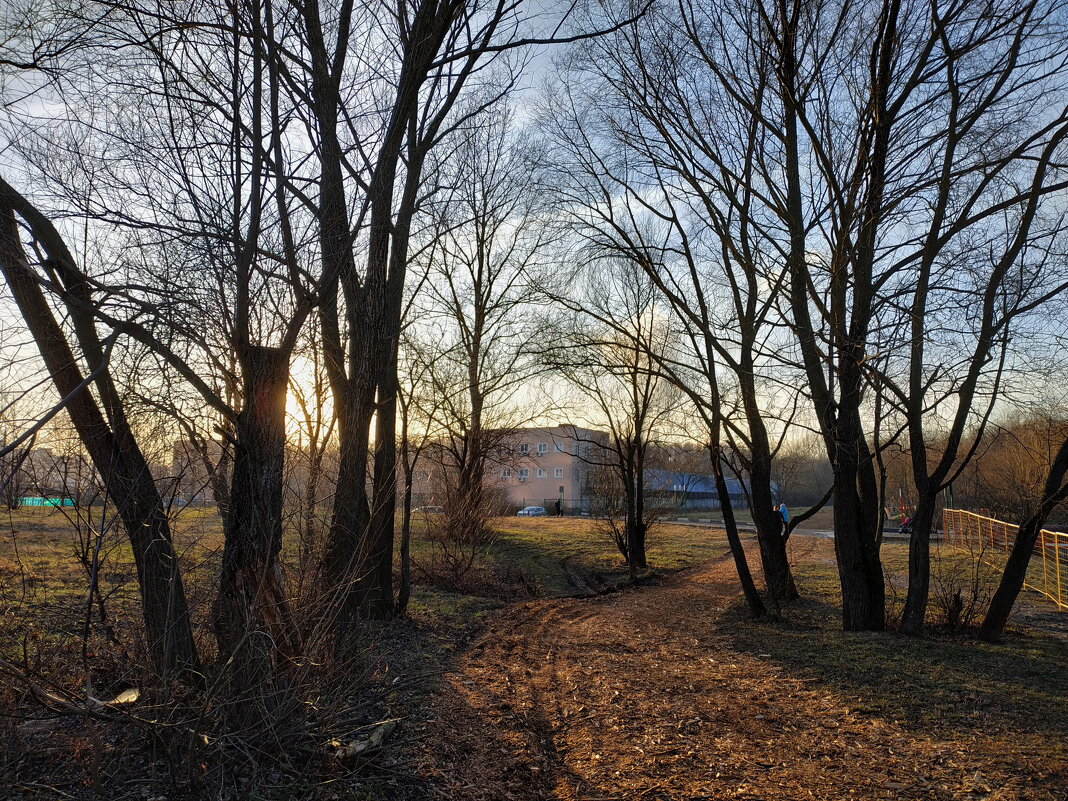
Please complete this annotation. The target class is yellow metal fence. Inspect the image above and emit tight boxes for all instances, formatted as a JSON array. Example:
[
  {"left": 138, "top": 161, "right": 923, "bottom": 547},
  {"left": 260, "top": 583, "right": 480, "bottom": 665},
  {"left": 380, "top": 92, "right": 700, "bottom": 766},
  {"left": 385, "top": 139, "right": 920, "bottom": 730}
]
[{"left": 942, "top": 508, "right": 1067, "bottom": 611}]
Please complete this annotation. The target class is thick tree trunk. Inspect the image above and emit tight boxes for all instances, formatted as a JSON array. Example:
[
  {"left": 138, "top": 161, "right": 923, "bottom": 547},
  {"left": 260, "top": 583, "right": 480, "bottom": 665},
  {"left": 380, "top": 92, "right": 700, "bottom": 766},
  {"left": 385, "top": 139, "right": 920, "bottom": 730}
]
[
  {"left": 323, "top": 385, "right": 373, "bottom": 622},
  {"left": 831, "top": 460, "right": 885, "bottom": 631},
  {"left": 0, "top": 205, "right": 201, "bottom": 681},
  {"left": 629, "top": 519, "right": 648, "bottom": 571},
  {"left": 749, "top": 456, "right": 798, "bottom": 603},
  {"left": 213, "top": 346, "right": 300, "bottom": 730},
  {"left": 822, "top": 357, "right": 885, "bottom": 631},
  {"left": 623, "top": 462, "right": 647, "bottom": 576},
  {"left": 900, "top": 497, "right": 938, "bottom": 634},
  {"left": 980, "top": 437, "right": 1068, "bottom": 641}
]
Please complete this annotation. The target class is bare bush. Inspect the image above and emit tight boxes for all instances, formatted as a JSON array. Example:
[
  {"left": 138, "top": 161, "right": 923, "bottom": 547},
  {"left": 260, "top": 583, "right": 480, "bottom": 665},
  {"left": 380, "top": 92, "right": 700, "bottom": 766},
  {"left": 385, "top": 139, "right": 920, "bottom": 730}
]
[
  {"left": 415, "top": 496, "right": 500, "bottom": 595},
  {"left": 930, "top": 540, "right": 1001, "bottom": 633}
]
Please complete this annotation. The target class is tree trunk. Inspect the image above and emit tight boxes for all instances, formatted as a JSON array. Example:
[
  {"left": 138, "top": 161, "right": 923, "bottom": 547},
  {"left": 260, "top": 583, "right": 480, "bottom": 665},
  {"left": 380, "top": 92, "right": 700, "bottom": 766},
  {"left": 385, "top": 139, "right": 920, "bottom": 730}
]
[
  {"left": 364, "top": 322, "right": 401, "bottom": 619},
  {"left": 630, "top": 520, "right": 648, "bottom": 571},
  {"left": 900, "top": 496, "right": 938, "bottom": 634},
  {"left": 0, "top": 204, "right": 201, "bottom": 682},
  {"left": 980, "top": 436, "right": 1068, "bottom": 641},
  {"left": 710, "top": 445, "right": 765, "bottom": 617},
  {"left": 631, "top": 448, "right": 648, "bottom": 571},
  {"left": 323, "top": 384, "right": 373, "bottom": 623},
  {"left": 830, "top": 456, "right": 886, "bottom": 631},
  {"left": 749, "top": 455, "right": 799, "bottom": 603},
  {"left": 213, "top": 345, "right": 300, "bottom": 730}
]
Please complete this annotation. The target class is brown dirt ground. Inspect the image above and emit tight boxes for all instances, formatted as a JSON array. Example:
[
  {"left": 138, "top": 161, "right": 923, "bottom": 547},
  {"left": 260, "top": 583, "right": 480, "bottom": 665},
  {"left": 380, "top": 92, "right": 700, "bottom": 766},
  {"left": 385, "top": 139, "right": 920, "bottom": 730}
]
[{"left": 412, "top": 539, "right": 1067, "bottom": 801}]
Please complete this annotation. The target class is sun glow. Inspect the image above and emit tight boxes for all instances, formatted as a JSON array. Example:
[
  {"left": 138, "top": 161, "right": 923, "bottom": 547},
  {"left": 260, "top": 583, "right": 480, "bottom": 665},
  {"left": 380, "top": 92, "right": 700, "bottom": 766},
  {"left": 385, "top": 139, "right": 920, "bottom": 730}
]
[{"left": 285, "top": 355, "right": 335, "bottom": 446}]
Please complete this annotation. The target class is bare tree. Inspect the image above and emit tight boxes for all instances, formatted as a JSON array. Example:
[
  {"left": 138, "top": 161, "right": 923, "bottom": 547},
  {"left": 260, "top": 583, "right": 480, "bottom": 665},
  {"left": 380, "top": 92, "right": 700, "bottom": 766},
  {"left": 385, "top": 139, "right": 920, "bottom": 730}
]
[
  {"left": 301, "top": 0, "right": 640, "bottom": 622},
  {"left": 406, "top": 104, "right": 548, "bottom": 550},
  {"left": 541, "top": 0, "right": 803, "bottom": 608},
  {"left": 544, "top": 260, "right": 682, "bottom": 580},
  {"left": 754, "top": 0, "right": 1068, "bottom": 632},
  {"left": 0, "top": 190, "right": 201, "bottom": 680},
  {"left": 0, "top": 0, "right": 328, "bottom": 719}
]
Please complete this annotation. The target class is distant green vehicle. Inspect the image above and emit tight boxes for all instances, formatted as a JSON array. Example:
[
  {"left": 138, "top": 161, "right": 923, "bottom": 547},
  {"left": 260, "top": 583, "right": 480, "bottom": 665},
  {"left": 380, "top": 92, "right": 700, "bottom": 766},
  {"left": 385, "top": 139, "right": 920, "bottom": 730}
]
[{"left": 17, "top": 497, "right": 75, "bottom": 508}]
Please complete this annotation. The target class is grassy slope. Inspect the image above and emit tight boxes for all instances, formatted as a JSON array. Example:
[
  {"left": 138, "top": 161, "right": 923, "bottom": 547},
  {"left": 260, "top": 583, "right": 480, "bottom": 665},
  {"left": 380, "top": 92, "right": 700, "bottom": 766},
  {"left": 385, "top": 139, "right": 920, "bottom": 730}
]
[{"left": 725, "top": 539, "right": 1068, "bottom": 757}]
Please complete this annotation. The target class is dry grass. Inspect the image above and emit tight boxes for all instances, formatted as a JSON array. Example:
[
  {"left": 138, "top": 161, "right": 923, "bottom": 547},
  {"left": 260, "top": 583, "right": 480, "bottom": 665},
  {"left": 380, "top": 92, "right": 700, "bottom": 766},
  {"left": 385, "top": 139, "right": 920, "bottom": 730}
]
[
  {"left": 730, "top": 539, "right": 1068, "bottom": 749},
  {"left": 3, "top": 509, "right": 1065, "bottom": 800}
]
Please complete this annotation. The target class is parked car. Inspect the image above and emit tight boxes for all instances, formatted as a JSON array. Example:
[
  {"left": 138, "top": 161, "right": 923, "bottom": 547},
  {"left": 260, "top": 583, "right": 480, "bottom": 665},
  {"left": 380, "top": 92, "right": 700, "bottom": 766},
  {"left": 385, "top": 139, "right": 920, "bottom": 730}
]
[
  {"left": 516, "top": 506, "right": 547, "bottom": 517},
  {"left": 413, "top": 505, "right": 445, "bottom": 515}
]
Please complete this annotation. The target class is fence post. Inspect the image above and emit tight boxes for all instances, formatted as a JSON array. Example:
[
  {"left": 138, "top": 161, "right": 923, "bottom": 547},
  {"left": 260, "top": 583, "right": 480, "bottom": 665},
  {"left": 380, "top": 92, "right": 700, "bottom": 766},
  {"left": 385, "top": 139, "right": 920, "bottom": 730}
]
[
  {"left": 1041, "top": 529, "right": 1049, "bottom": 599},
  {"left": 1056, "top": 532, "right": 1063, "bottom": 610}
]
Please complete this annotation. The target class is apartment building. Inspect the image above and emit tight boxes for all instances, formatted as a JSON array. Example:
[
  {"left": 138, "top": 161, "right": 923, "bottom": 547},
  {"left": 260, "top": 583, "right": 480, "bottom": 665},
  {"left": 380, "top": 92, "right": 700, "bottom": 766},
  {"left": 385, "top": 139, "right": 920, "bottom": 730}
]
[
  {"left": 410, "top": 424, "right": 609, "bottom": 511},
  {"left": 409, "top": 425, "right": 755, "bottom": 513},
  {"left": 495, "top": 425, "right": 608, "bottom": 509}
]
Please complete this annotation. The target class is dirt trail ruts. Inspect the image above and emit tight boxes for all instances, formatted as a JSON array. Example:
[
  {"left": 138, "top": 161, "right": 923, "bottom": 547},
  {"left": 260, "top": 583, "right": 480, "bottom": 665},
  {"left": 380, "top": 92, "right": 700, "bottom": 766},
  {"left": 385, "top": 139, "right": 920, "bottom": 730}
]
[{"left": 414, "top": 543, "right": 1056, "bottom": 800}]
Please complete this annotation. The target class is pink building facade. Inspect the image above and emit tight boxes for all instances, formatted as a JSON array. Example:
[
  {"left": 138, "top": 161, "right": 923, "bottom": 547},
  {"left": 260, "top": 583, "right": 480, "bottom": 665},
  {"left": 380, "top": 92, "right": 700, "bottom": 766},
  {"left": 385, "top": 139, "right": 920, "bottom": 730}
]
[{"left": 411, "top": 424, "right": 608, "bottom": 512}]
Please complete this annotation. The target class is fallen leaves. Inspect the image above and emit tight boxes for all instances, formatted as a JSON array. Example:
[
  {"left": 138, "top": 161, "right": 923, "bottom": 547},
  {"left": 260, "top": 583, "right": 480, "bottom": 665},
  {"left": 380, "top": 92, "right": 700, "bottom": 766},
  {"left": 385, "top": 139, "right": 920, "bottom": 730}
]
[{"left": 412, "top": 542, "right": 1066, "bottom": 801}]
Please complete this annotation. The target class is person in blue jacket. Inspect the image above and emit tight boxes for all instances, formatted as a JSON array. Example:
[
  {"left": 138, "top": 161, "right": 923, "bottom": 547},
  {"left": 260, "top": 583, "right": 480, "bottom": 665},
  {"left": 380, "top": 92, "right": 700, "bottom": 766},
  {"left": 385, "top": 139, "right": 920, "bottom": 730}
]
[{"left": 778, "top": 501, "right": 790, "bottom": 536}]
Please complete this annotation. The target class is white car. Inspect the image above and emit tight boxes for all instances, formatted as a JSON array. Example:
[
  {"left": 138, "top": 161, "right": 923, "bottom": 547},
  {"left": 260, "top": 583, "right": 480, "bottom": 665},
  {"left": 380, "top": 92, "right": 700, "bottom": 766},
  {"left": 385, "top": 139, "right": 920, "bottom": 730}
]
[{"left": 516, "top": 506, "right": 547, "bottom": 517}]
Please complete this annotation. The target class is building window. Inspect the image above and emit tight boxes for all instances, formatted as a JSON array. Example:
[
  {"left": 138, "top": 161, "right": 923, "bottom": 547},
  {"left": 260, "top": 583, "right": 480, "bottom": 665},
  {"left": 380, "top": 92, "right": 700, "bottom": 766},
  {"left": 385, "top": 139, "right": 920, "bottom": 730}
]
[
  {"left": 501, "top": 468, "right": 512, "bottom": 479},
  {"left": 554, "top": 468, "right": 564, "bottom": 478},
  {"left": 518, "top": 468, "right": 529, "bottom": 482},
  {"left": 536, "top": 468, "right": 546, "bottom": 478},
  {"left": 518, "top": 443, "right": 529, "bottom": 455},
  {"left": 537, "top": 442, "right": 548, "bottom": 454},
  {"left": 555, "top": 443, "right": 566, "bottom": 453}
]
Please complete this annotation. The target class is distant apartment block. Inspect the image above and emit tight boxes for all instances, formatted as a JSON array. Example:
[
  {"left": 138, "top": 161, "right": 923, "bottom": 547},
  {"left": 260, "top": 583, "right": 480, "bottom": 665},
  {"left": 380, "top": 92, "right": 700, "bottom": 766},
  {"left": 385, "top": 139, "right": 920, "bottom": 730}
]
[
  {"left": 496, "top": 425, "right": 609, "bottom": 508},
  {"left": 411, "top": 424, "right": 609, "bottom": 510}
]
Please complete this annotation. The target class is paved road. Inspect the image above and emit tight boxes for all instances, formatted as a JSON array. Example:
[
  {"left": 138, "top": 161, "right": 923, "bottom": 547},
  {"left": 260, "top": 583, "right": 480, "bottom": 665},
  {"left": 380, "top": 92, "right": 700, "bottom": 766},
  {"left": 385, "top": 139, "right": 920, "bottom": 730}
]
[{"left": 662, "top": 517, "right": 928, "bottom": 541}]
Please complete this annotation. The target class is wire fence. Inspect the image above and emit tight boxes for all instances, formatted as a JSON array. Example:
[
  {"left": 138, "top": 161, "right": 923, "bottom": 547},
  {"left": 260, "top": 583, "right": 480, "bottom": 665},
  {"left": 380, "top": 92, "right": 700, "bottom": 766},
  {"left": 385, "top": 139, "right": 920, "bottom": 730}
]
[{"left": 942, "top": 508, "right": 1067, "bottom": 611}]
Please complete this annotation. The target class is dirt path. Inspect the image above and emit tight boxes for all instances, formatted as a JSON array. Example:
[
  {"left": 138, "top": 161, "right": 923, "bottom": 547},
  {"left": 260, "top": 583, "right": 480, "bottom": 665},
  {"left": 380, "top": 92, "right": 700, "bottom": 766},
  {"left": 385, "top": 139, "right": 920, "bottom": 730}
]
[{"left": 413, "top": 545, "right": 1062, "bottom": 801}]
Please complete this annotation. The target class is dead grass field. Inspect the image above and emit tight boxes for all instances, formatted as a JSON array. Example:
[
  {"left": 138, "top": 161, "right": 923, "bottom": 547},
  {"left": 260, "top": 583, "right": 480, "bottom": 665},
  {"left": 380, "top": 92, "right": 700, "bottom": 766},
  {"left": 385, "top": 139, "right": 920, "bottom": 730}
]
[{"left": 1, "top": 508, "right": 1065, "bottom": 800}]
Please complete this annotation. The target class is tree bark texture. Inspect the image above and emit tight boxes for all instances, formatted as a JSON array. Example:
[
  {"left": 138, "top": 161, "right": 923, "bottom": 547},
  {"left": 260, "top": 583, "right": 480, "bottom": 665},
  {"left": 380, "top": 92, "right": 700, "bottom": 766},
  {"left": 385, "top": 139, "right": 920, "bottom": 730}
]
[{"left": 213, "top": 345, "right": 301, "bottom": 729}]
